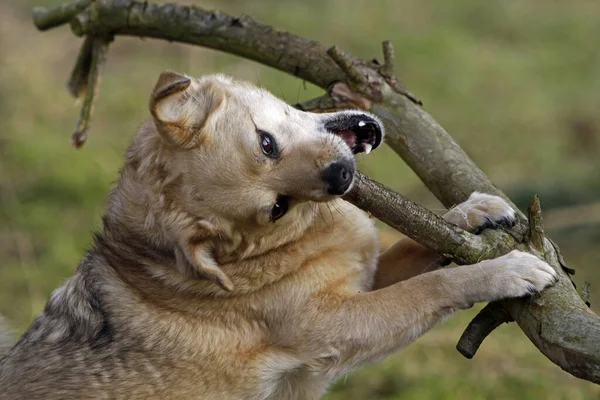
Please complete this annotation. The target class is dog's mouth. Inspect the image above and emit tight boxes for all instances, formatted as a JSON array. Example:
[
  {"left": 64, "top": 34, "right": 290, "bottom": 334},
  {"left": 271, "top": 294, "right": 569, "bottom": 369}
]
[{"left": 324, "top": 114, "right": 383, "bottom": 155}]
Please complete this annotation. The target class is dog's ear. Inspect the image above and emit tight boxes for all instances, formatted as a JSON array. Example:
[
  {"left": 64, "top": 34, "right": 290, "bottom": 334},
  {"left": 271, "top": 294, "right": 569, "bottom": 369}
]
[
  {"left": 149, "top": 70, "right": 224, "bottom": 148},
  {"left": 176, "top": 241, "right": 234, "bottom": 292}
]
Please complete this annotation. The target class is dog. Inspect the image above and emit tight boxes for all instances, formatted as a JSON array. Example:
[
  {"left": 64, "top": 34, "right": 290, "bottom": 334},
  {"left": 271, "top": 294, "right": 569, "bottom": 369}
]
[{"left": 0, "top": 71, "right": 557, "bottom": 399}]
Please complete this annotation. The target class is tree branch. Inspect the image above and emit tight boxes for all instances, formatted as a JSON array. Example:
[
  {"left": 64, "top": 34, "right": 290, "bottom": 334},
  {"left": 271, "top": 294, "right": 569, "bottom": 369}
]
[
  {"left": 528, "top": 195, "right": 545, "bottom": 252},
  {"left": 32, "top": 0, "right": 600, "bottom": 384},
  {"left": 32, "top": 0, "right": 90, "bottom": 31},
  {"left": 344, "top": 173, "right": 507, "bottom": 265},
  {"left": 67, "top": 35, "right": 94, "bottom": 98},
  {"left": 71, "top": 36, "right": 110, "bottom": 148},
  {"left": 456, "top": 302, "right": 514, "bottom": 359}
]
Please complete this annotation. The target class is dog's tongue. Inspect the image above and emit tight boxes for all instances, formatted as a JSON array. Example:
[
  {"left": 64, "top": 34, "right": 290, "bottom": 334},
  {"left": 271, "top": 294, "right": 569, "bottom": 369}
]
[
  {"left": 336, "top": 130, "right": 357, "bottom": 149},
  {"left": 334, "top": 130, "right": 374, "bottom": 154}
]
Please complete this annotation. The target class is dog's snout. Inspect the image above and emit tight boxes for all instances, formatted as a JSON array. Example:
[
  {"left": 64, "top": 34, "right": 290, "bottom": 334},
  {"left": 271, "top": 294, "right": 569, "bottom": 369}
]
[{"left": 323, "top": 162, "right": 354, "bottom": 195}]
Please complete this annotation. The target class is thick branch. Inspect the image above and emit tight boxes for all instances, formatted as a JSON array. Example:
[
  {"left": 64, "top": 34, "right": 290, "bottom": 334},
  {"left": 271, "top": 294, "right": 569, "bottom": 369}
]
[
  {"left": 69, "top": 0, "right": 347, "bottom": 90},
  {"left": 32, "top": 0, "right": 600, "bottom": 384},
  {"left": 344, "top": 173, "right": 505, "bottom": 264},
  {"left": 32, "top": 0, "right": 91, "bottom": 31}
]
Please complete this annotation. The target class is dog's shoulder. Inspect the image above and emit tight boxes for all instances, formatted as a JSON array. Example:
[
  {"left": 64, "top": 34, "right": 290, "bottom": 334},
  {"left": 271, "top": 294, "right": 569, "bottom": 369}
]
[
  {"left": 0, "top": 249, "right": 120, "bottom": 394},
  {"left": 7, "top": 253, "right": 115, "bottom": 353}
]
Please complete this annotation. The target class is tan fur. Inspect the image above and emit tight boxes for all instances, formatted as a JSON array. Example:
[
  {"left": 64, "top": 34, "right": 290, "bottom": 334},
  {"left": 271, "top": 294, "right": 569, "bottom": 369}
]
[{"left": 0, "top": 72, "right": 557, "bottom": 400}]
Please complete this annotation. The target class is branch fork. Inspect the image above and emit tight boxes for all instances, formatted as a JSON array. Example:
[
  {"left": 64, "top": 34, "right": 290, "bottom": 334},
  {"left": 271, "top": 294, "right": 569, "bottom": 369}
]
[
  {"left": 457, "top": 195, "right": 549, "bottom": 359},
  {"left": 327, "top": 43, "right": 422, "bottom": 107}
]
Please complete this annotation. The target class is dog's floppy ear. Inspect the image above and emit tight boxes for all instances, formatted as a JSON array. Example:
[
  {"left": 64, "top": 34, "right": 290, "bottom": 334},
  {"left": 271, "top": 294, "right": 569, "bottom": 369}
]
[
  {"left": 175, "top": 244, "right": 234, "bottom": 292},
  {"left": 175, "top": 224, "right": 234, "bottom": 292},
  {"left": 149, "top": 70, "right": 224, "bottom": 148}
]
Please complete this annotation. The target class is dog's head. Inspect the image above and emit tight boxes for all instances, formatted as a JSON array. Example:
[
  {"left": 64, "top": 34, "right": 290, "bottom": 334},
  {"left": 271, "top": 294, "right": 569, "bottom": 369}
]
[
  {"left": 150, "top": 71, "right": 384, "bottom": 227},
  {"left": 143, "top": 71, "right": 384, "bottom": 290}
]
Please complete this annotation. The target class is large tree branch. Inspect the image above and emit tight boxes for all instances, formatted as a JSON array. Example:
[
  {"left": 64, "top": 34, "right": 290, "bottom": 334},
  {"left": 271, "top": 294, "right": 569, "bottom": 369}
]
[
  {"left": 33, "top": 0, "right": 600, "bottom": 384},
  {"left": 344, "top": 173, "right": 511, "bottom": 264},
  {"left": 41, "top": 0, "right": 519, "bottom": 212}
]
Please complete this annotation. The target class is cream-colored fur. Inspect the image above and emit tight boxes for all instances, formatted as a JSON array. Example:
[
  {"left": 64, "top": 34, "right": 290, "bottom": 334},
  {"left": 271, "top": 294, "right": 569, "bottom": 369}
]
[{"left": 0, "top": 72, "right": 557, "bottom": 400}]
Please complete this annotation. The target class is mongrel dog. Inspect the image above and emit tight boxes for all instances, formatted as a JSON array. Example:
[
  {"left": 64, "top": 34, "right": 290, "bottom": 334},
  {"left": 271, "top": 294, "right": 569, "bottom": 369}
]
[{"left": 0, "top": 71, "right": 557, "bottom": 399}]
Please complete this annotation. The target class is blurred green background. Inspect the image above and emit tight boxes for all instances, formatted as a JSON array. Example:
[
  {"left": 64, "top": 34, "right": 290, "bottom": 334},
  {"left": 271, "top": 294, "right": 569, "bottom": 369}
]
[{"left": 1, "top": 0, "right": 600, "bottom": 398}]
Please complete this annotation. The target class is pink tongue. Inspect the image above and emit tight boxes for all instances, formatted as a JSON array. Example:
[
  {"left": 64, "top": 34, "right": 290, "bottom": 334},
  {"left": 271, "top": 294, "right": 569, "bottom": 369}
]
[{"left": 335, "top": 130, "right": 356, "bottom": 148}]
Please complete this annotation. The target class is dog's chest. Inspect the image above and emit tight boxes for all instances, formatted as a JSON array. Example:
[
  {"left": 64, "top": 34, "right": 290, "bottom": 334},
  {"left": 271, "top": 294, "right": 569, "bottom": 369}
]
[
  {"left": 326, "top": 201, "right": 380, "bottom": 288},
  {"left": 252, "top": 206, "right": 379, "bottom": 398}
]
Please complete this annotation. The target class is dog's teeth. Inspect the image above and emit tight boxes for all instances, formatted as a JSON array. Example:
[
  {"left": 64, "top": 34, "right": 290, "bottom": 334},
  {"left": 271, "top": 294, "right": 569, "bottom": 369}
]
[
  {"left": 363, "top": 143, "right": 372, "bottom": 154},
  {"left": 358, "top": 121, "right": 366, "bottom": 127}
]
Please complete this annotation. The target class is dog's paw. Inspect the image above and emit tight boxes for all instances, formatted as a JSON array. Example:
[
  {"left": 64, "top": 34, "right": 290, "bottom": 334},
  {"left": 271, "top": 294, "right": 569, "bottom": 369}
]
[
  {"left": 443, "top": 192, "right": 516, "bottom": 233},
  {"left": 482, "top": 250, "right": 558, "bottom": 300}
]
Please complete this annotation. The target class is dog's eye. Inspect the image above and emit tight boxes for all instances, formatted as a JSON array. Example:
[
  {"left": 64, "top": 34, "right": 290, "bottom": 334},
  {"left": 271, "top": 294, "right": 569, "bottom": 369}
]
[
  {"left": 271, "top": 195, "right": 290, "bottom": 222},
  {"left": 258, "top": 130, "right": 278, "bottom": 158}
]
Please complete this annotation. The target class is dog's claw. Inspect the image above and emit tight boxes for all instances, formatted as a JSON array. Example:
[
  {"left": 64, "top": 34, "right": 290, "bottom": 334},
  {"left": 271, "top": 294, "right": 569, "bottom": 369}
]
[
  {"left": 526, "top": 284, "right": 540, "bottom": 295},
  {"left": 497, "top": 216, "right": 514, "bottom": 229}
]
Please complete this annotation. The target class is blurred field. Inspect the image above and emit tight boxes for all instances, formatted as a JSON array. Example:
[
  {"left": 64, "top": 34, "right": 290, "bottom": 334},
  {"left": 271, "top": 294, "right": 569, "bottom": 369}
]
[{"left": 1, "top": 0, "right": 600, "bottom": 398}]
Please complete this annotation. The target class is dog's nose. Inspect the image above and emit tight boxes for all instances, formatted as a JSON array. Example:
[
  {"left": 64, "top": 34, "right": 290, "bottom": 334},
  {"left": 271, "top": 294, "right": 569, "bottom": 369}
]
[{"left": 323, "top": 161, "right": 355, "bottom": 195}]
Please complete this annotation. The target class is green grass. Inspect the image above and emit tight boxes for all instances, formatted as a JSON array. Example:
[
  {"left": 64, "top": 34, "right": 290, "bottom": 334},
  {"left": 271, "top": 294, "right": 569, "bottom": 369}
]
[{"left": 1, "top": 0, "right": 599, "bottom": 398}]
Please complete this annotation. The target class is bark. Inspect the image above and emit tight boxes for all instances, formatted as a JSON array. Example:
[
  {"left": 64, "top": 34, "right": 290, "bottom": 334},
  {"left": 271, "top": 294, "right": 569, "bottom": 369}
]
[
  {"left": 71, "top": 36, "right": 110, "bottom": 148},
  {"left": 32, "top": 0, "right": 600, "bottom": 384},
  {"left": 345, "top": 172, "right": 503, "bottom": 264},
  {"left": 456, "top": 302, "right": 514, "bottom": 359}
]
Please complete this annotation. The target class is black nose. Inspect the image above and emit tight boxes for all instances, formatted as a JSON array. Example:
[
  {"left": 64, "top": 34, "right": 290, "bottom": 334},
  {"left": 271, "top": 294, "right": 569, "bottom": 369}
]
[{"left": 323, "top": 162, "right": 355, "bottom": 195}]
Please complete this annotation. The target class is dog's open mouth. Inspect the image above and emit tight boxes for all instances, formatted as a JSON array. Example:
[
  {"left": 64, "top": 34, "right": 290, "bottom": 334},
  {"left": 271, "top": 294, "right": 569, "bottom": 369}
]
[{"left": 324, "top": 114, "right": 383, "bottom": 155}]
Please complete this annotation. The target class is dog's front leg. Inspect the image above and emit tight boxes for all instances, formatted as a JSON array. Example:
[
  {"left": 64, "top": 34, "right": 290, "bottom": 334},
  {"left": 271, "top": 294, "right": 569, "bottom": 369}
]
[
  {"left": 311, "top": 250, "right": 556, "bottom": 377},
  {"left": 374, "top": 192, "right": 517, "bottom": 289}
]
